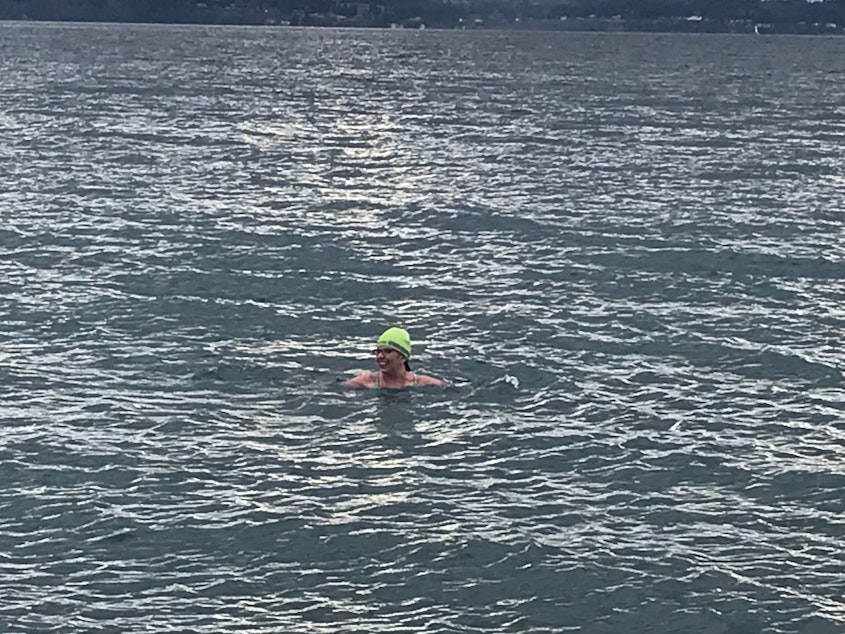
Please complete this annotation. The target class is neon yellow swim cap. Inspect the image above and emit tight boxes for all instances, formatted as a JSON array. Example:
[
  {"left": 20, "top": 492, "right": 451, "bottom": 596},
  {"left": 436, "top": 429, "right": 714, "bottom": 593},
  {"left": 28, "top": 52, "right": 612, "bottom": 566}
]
[{"left": 376, "top": 327, "right": 411, "bottom": 359}]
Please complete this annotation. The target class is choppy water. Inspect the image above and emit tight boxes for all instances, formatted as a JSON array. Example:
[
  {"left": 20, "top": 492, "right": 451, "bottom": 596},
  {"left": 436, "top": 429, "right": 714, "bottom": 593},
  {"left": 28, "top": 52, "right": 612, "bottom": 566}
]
[{"left": 1, "top": 21, "right": 844, "bottom": 633}]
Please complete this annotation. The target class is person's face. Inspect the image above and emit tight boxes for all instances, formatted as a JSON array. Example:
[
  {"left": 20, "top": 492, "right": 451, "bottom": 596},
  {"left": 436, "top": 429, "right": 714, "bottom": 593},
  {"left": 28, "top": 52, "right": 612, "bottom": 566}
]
[{"left": 374, "top": 347, "right": 403, "bottom": 371}]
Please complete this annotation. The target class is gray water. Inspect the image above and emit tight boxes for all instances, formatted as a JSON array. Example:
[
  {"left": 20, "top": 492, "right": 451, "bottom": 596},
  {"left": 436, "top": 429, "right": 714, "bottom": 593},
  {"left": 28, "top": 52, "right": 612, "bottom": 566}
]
[{"left": 1, "top": 21, "right": 844, "bottom": 633}]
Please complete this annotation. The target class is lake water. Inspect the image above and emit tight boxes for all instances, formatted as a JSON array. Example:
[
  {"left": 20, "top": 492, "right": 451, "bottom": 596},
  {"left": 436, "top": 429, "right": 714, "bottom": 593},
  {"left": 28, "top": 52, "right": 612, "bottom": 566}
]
[{"left": 1, "top": 21, "right": 844, "bottom": 633}]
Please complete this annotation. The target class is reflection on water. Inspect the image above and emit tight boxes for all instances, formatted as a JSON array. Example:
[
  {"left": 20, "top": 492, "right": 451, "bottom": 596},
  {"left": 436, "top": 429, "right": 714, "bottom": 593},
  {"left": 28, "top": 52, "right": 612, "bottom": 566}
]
[{"left": 374, "top": 389, "right": 416, "bottom": 433}]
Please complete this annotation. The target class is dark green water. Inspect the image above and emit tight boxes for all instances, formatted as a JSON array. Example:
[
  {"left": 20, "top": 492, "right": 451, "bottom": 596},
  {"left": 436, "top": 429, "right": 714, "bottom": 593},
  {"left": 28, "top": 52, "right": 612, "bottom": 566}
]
[{"left": 1, "top": 21, "right": 843, "bottom": 633}]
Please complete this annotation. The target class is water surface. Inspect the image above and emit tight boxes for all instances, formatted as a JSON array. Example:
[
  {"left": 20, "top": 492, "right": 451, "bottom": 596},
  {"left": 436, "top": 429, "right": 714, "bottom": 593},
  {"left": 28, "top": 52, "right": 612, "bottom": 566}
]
[{"left": 1, "top": 22, "right": 844, "bottom": 633}]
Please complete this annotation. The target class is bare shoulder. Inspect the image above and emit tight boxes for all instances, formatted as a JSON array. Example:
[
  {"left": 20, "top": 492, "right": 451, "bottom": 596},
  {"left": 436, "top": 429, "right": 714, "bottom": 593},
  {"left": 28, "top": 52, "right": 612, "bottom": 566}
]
[
  {"left": 416, "top": 373, "right": 446, "bottom": 387},
  {"left": 345, "top": 371, "right": 376, "bottom": 388}
]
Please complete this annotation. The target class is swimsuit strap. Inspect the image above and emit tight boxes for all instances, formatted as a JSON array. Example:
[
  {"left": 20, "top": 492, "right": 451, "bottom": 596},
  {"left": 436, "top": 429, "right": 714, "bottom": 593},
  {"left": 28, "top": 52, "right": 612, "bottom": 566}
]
[{"left": 374, "top": 372, "right": 415, "bottom": 388}]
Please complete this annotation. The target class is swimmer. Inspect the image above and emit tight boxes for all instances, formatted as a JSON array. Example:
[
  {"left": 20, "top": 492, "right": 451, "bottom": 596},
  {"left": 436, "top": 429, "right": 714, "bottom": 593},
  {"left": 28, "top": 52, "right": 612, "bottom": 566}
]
[{"left": 345, "top": 327, "right": 445, "bottom": 389}]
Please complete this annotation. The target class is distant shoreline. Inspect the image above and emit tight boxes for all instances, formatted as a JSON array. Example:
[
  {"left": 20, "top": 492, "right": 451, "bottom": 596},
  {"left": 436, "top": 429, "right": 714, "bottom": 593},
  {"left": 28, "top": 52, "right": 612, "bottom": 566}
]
[
  {"left": 2, "top": 17, "right": 843, "bottom": 37},
  {"left": 1, "top": 0, "right": 843, "bottom": 36}
]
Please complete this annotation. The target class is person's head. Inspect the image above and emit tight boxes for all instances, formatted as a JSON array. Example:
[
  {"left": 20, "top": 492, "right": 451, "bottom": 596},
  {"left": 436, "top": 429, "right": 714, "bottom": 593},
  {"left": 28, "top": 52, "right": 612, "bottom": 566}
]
[{"left": 375, "top": 327, "right": 411, "bottom": 372}]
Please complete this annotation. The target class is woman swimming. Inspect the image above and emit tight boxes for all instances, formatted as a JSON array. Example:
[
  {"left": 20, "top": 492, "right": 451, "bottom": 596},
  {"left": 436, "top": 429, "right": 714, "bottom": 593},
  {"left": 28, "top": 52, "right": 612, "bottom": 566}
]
[{"left": 345, "top": 327, "right": 445, "bottom": 389}]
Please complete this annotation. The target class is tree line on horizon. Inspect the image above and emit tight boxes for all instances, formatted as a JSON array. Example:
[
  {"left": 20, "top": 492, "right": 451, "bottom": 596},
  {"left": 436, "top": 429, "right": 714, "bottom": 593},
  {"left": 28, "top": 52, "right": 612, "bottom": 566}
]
[{"left": 1, "top": 0, "right": 843, "bottom": 29}]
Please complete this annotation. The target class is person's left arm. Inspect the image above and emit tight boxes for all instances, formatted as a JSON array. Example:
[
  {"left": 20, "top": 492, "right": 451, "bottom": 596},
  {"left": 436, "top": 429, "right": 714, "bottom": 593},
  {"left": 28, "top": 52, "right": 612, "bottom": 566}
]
[{"left": 416, "top": 374, "right": 446, "bottom": 387}]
